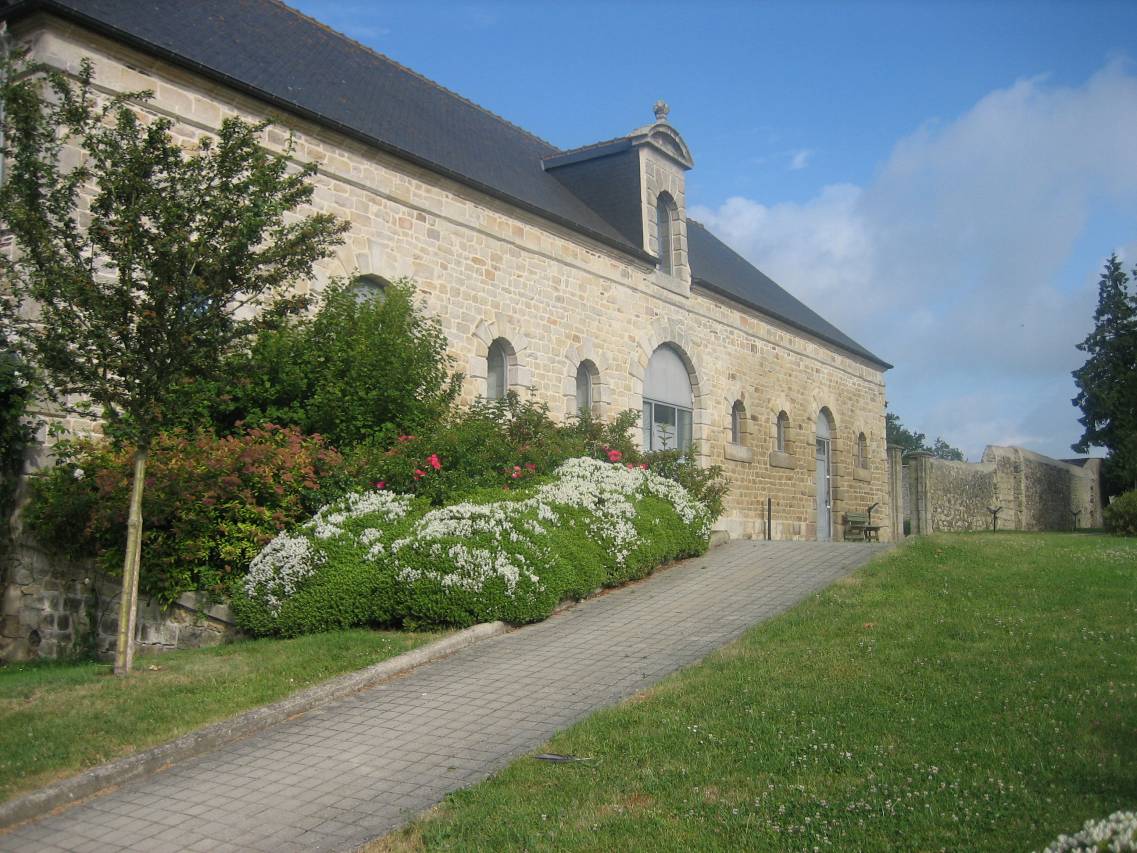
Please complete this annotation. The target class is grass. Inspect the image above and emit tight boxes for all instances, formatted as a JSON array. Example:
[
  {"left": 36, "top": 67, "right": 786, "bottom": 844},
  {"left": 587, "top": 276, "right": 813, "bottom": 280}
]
[
  {"left": 377, "top": 532, "right": 1137, "bottom": 852},
  {"left": 0, "top": 627, "right": 444, "bottom": 803}
]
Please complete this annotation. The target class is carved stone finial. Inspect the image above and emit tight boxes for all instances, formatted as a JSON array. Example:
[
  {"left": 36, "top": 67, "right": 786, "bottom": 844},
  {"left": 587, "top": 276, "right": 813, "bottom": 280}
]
[{"left": 653, "top": 100, "right": 670, "bottom": 122}]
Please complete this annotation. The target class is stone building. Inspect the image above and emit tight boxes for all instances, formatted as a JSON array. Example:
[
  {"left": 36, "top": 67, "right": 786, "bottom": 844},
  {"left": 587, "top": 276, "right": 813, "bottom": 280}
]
[{"left": 2, "top": 0, "right": 893, "bottom": 544}]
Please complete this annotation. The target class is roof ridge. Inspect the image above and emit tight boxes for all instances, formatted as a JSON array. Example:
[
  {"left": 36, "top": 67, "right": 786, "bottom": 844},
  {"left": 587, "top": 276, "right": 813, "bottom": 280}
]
[{"left": 269, "top": 0, "right": 560, "bottom": 152}]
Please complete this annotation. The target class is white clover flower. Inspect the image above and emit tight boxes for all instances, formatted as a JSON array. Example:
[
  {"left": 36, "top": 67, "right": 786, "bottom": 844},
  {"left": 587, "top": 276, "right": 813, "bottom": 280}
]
[{"left": 1040, "top": 811, "right": 1137, "bottom": 852}]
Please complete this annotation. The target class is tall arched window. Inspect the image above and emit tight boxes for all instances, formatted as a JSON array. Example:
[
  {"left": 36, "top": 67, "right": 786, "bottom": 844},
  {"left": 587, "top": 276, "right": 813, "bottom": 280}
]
[
  {"left": 857, "top": 432, "right": 869, "bottom": 469},
  {"left": 776, "top": 411, "right": 789, "bottom": 452},
  {"left": 486, "top": 338, "right": 510, "bottom": 401},
  {"left": 643, "top": 344, "right": 692, "bottom": 451},
  {"left": 730, "top": 400, "right": 746, "bottom": 445},
  {"left": 575, "top": 360, "right": 598, "bottom": 415},
  {"left": 656, "top": 193, "right": 674, "bottom": 275}
]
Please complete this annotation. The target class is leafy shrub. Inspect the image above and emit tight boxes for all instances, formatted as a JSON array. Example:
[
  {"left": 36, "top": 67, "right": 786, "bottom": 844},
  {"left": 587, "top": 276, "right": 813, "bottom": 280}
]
[
  {"left": 208, "top": 278, "right": 462, "bottom": 449},
  {"left": 0, "top": 344, "right": 34, "bottom": 536},
  {"left": 347, "top": 392, "right": 595, "bottom": 504},
  {"left": 643, "top": 442, "right": 728, "bottom": 521},
  {"left": 233, "top": 457, "right": 710, "bottom": 636},
  {"left": 1104, "top": 490, "right": 1137, "bottom": 536},
  {"left": 24, "top": 425, "right": 344, "bottom": 604}
]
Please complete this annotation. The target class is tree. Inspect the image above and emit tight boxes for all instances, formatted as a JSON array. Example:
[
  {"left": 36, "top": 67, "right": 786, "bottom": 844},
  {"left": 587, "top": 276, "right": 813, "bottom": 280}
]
[
  {"left": 0, "top": 55, "right": 348, "bottom": 674},
  {"left": 1071, "top": 254, "right": 1137, "bottom": 492},
  {"left": 886, "top": 410, "right": 965, "bottom": 460}
]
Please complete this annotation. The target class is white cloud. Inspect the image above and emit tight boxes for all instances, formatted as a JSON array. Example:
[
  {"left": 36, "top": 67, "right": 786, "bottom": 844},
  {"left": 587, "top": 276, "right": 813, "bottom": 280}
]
[
  {"left": 691, "top": 61, "right": 1137, "bottom": 459},
  {"left": 789, "top": 148, "right": 813, "bottom": 170}
]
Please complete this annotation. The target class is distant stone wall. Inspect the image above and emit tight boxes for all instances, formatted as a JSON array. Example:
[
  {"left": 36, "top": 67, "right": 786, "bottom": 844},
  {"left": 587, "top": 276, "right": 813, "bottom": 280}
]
[
  {"left": 927, "top": 459, "right": 997, "bottom": 532},
  {"left": 907, "top": 446, "right": 1103, "bottom": 535},
  {"left": 1, "top": 534, "right": 239, "bottom": 664}
]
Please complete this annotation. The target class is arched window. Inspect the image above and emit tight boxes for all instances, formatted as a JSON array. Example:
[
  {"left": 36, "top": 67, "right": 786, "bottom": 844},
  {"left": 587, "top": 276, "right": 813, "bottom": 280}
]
[
  {"left": 350, "top": 274, "right": 388, "bottom": 304},
  {"left": 486, "top": 338, "right": 511, "bottom": 401},
  {"left": 656, "top": 193, "right": 674, "bottom": 275},
  {"left": 575, "top": 360, "right": 598, "bottom": 415},
  {"left": 857, "top": 432, "right": 869, "bottom": 469},
  {"left": 730, "top": 400, "right": 745, "bottom": 445},
  {"left": 643, "top": 344, "right": 692, "bottom": 451},
  {"left": 776, "top": 411, "right": 789, "bottom": 453}
]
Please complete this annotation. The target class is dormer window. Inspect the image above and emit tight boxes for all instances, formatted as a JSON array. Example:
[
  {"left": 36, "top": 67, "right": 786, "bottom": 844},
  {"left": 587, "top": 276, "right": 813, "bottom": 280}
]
[{"left": 656, "top": 193, "right": 674, "bottom": 275}]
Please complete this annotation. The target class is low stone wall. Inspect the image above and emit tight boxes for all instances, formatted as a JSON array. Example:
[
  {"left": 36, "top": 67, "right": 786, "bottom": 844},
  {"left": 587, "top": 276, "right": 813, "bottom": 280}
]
[
  {"left": 907, "top": 445, "right": 1104, "bottom": 535},
  {"left": 1, "top": 536, "right": 239, "bottom": 664}
]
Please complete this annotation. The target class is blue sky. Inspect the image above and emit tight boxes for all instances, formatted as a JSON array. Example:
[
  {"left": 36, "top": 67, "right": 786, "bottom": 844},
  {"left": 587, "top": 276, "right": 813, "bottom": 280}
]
[{"left": 294, "top": 0, "right": 1137, "bottom": 461}]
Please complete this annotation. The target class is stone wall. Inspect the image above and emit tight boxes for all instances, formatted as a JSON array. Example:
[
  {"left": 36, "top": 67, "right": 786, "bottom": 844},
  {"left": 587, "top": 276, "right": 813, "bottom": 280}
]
[
  {"left": 1, "top": 532, "right": 239, "bottom": 663},
  {"left": 906, "top": 446, "right": 1104, "bottom": 535}
]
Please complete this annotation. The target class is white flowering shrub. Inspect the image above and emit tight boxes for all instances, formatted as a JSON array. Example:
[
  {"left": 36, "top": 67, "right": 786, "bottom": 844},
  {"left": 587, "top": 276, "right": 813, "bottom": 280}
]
[
  {"left": 1040, "top": 811, "right": 1137, "bottom": 852},
  {"left": 233, "top": 457, "right": 711, "bottom": 635}
]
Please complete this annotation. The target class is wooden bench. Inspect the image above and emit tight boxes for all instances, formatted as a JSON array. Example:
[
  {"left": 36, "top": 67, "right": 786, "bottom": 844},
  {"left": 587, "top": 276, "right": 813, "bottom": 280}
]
[{"left": 843, "top": 511, "right": 882, "bottom": 542}]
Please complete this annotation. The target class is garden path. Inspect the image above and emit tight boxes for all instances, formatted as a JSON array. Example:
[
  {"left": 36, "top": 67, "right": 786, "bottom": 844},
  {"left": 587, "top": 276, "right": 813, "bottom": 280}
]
[{"left": 0, "top": 539, "right": 889, "bottom": 853}]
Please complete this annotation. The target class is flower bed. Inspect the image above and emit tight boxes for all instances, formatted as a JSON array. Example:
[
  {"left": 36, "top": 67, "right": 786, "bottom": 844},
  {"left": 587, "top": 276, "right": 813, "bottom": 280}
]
[{"left": 232, "top": 457, "right": 712, "bottom": 636}]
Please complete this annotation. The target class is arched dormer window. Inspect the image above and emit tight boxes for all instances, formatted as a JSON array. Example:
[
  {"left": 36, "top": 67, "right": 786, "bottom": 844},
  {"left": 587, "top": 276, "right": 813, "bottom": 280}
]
[{"left": 656, "top": 193, "right": 675, "bottom": 275}]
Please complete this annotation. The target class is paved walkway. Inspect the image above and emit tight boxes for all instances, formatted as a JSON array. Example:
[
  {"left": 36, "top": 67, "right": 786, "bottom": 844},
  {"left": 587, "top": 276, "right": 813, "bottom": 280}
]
[{"left": 1, "top": 540, "right": 889, "bottom": 853}]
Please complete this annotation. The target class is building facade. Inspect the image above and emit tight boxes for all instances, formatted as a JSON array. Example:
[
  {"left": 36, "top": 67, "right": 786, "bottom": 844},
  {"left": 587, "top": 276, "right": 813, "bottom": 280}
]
[{"left": 5, "top": 0, "right": 893, "bottom": 543}]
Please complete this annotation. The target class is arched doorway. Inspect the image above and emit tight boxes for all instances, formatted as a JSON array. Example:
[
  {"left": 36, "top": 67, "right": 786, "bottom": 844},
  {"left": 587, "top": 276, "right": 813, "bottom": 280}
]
[{"left": 816, "top": 409, "right": 834, "bottom": 541}]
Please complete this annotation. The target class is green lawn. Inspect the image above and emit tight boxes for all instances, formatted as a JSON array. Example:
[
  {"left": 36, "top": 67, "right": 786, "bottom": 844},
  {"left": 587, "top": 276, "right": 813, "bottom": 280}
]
[
  {"left": 0, "top": 627, "right": 443, "bottom": 803},
  {"left": 379, "top": 533, "right": 1137, "bottom": 852}
]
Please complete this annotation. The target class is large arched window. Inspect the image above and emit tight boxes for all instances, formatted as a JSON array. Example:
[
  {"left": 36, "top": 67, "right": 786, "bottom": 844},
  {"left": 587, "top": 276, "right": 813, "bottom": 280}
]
[
  {"left": 350, "top": 274, "right": 388, "bottom": 304},
  {"left": 486, "top": 338, "right": 511, "bottom": 401},
  {"left": 656, "top": 193, "right": 674, "bottom": 275},
  {"left": 643, "top": 344, "right": 692, "bottom": 451}
]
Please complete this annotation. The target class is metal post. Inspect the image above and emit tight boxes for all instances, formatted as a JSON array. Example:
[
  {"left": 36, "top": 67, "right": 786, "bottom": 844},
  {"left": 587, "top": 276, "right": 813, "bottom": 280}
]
[
  {"left": 766, "top": 497, "right": 772, "bottom": 541},
  {"left": 988, "top": 506, "right": 1002, "bottom": 531}
]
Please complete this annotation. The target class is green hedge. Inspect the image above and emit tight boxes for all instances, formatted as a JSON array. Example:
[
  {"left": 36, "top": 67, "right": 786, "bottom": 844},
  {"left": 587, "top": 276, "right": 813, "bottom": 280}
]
[
  {"left": 1104, "top": 490, "right": 1137, "bottom": 536},
  {"left": 232, "top": 457, "right": 710, "bottom": 636}
]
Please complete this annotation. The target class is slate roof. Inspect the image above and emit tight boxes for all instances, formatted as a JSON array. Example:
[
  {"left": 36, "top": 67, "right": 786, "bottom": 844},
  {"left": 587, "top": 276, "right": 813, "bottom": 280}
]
[{"left": 1, "top": 0, "right": 890, "bottom": 369}]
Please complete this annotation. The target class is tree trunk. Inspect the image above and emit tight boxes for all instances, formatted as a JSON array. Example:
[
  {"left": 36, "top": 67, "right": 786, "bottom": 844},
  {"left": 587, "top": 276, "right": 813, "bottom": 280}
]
[{"left": 113, "top": 446, "right": 148, "bottom": 677}]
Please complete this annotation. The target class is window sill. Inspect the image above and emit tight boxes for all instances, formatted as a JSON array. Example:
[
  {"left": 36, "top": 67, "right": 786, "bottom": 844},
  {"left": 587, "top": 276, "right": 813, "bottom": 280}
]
[
  {"left": 769, "top": 451, "right": 795, "bottom": 470},
  {"left": 724, "top": 444, "right": 753, "bottom": 464},
  {"left": 853, "top": 466, "right": 871, "bottom": 482}
]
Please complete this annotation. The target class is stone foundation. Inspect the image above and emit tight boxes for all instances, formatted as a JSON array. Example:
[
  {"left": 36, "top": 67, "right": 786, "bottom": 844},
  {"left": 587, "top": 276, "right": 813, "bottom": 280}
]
[{"left": 1, "top": 536, "right": 239, "bottom": 664}]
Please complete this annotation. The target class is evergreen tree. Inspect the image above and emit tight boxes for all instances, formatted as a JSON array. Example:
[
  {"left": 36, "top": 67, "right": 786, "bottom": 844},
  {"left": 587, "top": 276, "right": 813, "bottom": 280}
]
[
  {"left": 1072, "top": 254, "right": 1137, "bottom": 491},
  {"left": 886, "top": 410, "right": 965, "bottom": 460}
]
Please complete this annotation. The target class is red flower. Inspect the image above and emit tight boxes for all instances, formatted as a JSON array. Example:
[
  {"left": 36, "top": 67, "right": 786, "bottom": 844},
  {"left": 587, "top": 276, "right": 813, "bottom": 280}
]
[
  {"left": 413, "top": 469, "right": 426, "bottom": 480},
  {"left": 607, "top": 449, "right": 622, "bottom": 463},
  {"left": 375, "top": 481, "right": 385, "bottom": 489},
  {"left": 427, "top": 454, "right": 442, "bottom": 470},
  {"left": 626, "top": 463, "right": 634, "bottom": 470},
  {"left": 398, "top": 435, "right": 415, "bottom": 443},
  {"left": 511, "top": 470, "right": 520, "bottom": 479},
  {"left": 525, "top": 463, "right": 536, "bottom": 472},
  {"left": 640, "top": 463, "right": 649, "bottom": 470}
]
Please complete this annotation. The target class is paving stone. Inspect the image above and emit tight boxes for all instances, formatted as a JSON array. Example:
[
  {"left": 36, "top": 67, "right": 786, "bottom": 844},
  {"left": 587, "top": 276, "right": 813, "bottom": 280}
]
[{"left": 0, "top": 541, "right": 886, "bottom": 852}]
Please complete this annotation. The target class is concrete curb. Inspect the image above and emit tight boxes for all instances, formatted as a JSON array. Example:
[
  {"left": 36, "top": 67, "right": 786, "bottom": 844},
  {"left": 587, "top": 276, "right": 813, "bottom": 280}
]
[{"left": 0, "top": 621, "right": 510, "bottom": 831}]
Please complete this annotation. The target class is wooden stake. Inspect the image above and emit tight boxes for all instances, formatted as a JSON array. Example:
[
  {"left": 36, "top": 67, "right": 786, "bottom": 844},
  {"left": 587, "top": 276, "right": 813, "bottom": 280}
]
[{"left": 113, "top": 446, "right": 147, "bottom": 677}]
